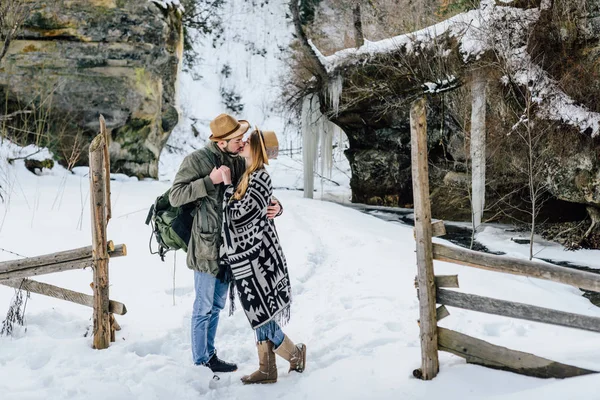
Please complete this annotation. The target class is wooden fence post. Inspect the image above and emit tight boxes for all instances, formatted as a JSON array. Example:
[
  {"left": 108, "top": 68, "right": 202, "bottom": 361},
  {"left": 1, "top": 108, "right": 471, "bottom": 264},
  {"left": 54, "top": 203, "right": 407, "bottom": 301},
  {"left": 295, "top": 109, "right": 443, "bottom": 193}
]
[
  {"left": 410, "top": 97, "right": 439, "bottom": 379},
  {"left": 89, "top": 134, "right": 110, "bottom": 349},
  {"left": 99, "top": 115, "right": 112, "bottom": 224}
]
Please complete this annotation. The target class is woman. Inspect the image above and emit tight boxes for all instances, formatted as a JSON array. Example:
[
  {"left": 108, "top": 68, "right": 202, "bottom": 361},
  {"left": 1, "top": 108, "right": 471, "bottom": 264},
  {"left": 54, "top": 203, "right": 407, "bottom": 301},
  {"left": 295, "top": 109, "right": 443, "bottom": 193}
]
[{"left": 219, "top": 128, "right": 306, "bottom": 385}]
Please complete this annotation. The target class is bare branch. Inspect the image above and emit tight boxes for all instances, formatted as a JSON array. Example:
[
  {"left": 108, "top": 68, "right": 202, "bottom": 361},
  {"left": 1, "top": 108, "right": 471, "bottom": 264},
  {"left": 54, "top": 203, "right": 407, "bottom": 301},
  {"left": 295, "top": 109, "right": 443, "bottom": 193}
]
[
  {"left": 289, "top": 0, "right": 328, "bottom": 82},
  {"left": 0, "top": 0, "right": 32, "bottom": 64}
]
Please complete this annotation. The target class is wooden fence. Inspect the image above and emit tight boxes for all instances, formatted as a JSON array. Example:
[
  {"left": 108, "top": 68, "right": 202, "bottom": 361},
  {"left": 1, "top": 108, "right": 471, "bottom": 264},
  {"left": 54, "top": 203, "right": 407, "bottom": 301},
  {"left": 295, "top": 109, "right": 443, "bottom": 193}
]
[
  {"left": 411, "top": 97, "right": 600, "bottom": 380},
  {"left": 0, "top": 115, "right": 127, "bottom": 349}
]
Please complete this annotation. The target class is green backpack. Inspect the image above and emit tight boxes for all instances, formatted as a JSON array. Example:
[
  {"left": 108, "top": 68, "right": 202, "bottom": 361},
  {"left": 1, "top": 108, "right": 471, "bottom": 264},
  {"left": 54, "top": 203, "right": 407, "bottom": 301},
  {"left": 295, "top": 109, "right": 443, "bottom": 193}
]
[
  {"left": 147, "top": 151, "right": 221, "bottom": 261},
  {"left": 145, "top": 189, "right": 195, "bottom": 261}
]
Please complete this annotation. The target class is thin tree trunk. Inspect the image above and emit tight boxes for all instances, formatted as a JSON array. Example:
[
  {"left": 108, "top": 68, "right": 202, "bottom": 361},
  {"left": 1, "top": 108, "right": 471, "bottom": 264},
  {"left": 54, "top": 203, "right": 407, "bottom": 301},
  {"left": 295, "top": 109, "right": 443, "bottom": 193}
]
[
  {"left": 289, "top": 0, "right": 328, "bottom": 81},
  {"left": 528, "top": 113, "right": 535, "bottom": 261},
  {"left": 530, "top": 196, "right": 535, "bottom": 260},
  {"left": 353, "top": 3, "right": 364, "bottom": 48},
  {"left": 582, "top": 206, "right": 599, "bottom": 240}
]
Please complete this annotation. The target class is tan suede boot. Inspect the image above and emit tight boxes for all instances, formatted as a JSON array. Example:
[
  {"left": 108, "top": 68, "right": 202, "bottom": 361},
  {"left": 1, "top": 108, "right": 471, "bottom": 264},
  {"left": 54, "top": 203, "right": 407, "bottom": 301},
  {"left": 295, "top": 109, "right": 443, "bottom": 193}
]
[
  {"left": 273, "top": 335, "right": 306, "bottom": 373},
  {"left": 241, "top": 341, "right": 278, "bottom": 385}
]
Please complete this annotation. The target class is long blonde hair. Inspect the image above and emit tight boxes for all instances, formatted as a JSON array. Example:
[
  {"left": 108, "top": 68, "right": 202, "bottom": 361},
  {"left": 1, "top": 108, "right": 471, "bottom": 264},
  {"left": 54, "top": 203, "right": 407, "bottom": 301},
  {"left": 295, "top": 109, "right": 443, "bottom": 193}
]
[{"left": 233, "top": 130, "right": 267, "bottom": 200}]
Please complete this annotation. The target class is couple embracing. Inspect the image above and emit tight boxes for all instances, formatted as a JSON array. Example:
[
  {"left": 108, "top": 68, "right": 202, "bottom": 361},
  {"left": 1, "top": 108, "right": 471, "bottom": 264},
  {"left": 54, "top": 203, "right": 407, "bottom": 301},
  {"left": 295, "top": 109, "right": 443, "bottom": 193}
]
[{"left": 169, "top": 113, "right": 306, "bottom": 384}]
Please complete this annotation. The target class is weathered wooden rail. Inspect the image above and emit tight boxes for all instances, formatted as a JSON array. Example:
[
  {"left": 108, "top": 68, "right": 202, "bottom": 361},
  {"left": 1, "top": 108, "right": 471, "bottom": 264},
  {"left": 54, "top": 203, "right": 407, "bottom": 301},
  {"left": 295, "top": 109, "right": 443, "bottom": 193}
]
[
  {"left": 0, "top": 243, "right": 126, "bottom": 280},
  {"left": 410, "top": 97, "right": 600, "bottom": 380},
  {"left": 0, "top": 115, "right": 126, "bottom": 349}
]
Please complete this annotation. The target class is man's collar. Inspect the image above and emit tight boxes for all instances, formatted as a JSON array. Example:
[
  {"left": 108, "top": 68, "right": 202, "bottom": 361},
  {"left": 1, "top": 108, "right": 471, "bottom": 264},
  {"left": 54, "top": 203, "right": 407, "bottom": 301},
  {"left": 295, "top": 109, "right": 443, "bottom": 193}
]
[{"left": 207, "top": 141, "right": 239, "bottom": 160}]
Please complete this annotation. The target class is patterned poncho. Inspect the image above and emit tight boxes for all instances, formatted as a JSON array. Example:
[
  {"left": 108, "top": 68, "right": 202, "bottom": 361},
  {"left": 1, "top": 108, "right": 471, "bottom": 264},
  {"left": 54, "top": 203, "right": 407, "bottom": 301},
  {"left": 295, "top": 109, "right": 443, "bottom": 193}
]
[{"left": 220, "top": 169, "right": 291, "bottom": 329}]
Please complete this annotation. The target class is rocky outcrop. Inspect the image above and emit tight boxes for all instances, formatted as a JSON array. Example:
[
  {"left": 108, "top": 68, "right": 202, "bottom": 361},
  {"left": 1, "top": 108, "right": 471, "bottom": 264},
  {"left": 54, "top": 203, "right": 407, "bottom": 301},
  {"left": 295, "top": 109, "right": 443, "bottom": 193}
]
[
  {"left": 0, "top": 0, "right": 183, "bottom": 178},
  {"left": 315, "top": 1, "right": 600, "bottom": 227},
  {"left": 334, "top": 98, "right": 462, "bottom": 207}
]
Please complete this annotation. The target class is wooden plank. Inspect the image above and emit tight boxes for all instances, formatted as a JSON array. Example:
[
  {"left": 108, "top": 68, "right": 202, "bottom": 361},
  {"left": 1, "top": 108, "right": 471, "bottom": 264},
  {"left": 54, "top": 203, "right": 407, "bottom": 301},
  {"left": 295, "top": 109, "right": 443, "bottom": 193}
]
[
  {"left": 90, "top": 134, "right": 111, "bottom": 350},
  {"left": 432, "top": 220, "right": 446, "bottom": 237},
  {"left": 99, "top": 115, "right": 112, "bottom": 224},
  {"left": 0, "top": 245, "right": 127, "bottom": 280},
  {"left": 0, "top": 278, "right": 127, "bottom": 315},
  {"left": 435, "top": 275, "right": 459, "bottom": 288},
  {"left": 433, "top": 243, "right": 600, "bottom": 293},
  {"left": 438, "top": 327, "right": 597, "bottom": 379},
  {"left": 109, "top": 314, "right": 117, "bottom": 343},
  {"left": 417, "top": 306, "right": 451, "bottom": 326},
  {"left": 436, "top": 305, "right": 450, "bottom": 321},
  {"left": 413, "top": 220, "right": 447, "bottom": 238},
  {"left": 410, "top": 96, "right": 439, "bottom": 380},
  {"left": 437, "top": 289, "right": 600, "bottom": 334},
  {"left": 0, "top": 246, "right": 92, "bottom": 273},
  {"left": 0, "top": 258, "right": 93, "bottom": 281},
  {"left": 110, "top": 244, "right": 127, "bottom": 258},
  {"left": 0, "top": 244, "right": 126, "bottom": 274}
]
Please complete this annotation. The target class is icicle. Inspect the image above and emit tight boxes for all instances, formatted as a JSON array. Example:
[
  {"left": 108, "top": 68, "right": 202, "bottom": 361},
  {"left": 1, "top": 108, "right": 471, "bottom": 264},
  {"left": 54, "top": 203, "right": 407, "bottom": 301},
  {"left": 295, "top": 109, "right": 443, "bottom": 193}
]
[
  {"left": 470, "top": 72, "right": 487, "bottom": 231},
  {"left": 302, "top": 94, "right": 319, "bottom": 198},
  {"left": 320, "top": 120, "right": 334, "bottom": 179},
  {"left": 327, "top": 74, "right": 343, "bottom": 116},
  {"left": 302, "top": 93, "right": 339, "bottom": 197},
  {"left": 334, "top": 124, "right": 345, "bottom": 159}
]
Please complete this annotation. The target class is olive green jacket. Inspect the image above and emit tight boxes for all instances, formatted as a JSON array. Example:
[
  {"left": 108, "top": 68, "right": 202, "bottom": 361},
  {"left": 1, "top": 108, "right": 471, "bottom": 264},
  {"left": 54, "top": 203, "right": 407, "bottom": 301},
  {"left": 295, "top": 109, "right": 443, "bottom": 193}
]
[{"left": 169, "top": 142, "right": 246, "bottom": 275}]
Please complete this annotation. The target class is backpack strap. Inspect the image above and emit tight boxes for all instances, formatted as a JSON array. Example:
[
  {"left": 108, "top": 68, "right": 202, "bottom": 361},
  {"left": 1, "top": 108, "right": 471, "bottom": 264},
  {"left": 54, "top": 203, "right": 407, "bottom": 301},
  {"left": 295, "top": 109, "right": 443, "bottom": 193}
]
[
  {"left": 145, "top": 204, "right": 155, "bottom": 225},
  {"left": 201, "top": 197, "right": 209, "bottom": 233}
]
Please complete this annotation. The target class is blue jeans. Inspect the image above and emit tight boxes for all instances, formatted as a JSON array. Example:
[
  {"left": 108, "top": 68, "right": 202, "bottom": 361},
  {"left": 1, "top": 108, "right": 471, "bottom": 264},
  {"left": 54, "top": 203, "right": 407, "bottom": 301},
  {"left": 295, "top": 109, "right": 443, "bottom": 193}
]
[
  {"left": 255, "top": 320, "right": 285, "bottom": 348},
  {"left": 191, "top": 271, "right": 228, "bottom": 365}
]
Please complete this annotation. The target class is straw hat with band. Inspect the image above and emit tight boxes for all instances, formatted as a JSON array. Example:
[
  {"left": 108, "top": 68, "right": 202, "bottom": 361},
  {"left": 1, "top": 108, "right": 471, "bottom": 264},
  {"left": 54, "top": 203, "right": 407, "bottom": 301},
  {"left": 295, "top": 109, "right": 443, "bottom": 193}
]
[
  {"left": 243, "top": 127, "right": 279, "bottom": 165},
  {"left": 209, "top": 113, "right": 251, "bottom": 142}
]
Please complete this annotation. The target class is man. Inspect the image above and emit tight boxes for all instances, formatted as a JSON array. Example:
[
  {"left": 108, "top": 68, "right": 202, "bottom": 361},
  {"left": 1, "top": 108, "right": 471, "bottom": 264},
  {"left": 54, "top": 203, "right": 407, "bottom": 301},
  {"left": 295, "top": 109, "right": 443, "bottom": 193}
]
[{"left": 169, "top": 113, "right": 282, "bottom": 373}]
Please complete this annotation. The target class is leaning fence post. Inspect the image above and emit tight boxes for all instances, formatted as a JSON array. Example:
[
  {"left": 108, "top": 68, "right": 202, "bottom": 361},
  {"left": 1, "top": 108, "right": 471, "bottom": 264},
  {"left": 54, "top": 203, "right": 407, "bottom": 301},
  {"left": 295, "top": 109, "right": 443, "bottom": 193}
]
[
  {"left": 89, "top": 134, "right": 110, "bottom": 349},
  {"left": 410, "top": 97, "right": 439, "bottom": 379}
]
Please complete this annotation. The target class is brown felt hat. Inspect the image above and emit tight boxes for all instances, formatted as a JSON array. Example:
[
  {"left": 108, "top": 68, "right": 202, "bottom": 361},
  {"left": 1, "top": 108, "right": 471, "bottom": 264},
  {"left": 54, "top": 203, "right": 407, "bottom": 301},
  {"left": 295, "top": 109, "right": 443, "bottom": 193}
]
[
  {"left": 209, "top": 113, "right": 250, "bottom": 141},
  {"left": 256, "top": 128, "right": 279, "bottom": 165}
]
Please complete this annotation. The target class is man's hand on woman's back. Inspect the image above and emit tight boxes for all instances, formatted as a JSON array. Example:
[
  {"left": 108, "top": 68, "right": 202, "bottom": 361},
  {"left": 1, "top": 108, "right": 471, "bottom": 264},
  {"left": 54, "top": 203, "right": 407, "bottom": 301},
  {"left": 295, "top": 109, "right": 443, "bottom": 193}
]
[{"left": 267, "top": 200, "right": 281, "bottom": 219}]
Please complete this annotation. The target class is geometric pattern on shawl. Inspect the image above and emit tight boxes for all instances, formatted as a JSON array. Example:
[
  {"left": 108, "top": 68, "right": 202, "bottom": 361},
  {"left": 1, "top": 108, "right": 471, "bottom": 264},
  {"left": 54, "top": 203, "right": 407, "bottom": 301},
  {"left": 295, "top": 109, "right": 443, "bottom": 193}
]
[{"left": 221, "top": 169, "right": 291, "bottom": 329}]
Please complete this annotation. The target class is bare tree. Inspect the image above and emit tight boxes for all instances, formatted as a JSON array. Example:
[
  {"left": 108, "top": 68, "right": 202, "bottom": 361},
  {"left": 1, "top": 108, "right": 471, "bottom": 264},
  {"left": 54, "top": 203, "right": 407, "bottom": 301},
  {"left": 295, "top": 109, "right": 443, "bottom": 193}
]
[
  {"left": 504, "top": 82, "right": 552, "bottom": 260},
  {"left": 178, "top": 0, "right": 225, "bottom": 76},
  {"left": 0, "top": 0, "right": 31, "bottom": 64},
  {"left": 0, "top": 0, "right": 32, "bottom": 202}
]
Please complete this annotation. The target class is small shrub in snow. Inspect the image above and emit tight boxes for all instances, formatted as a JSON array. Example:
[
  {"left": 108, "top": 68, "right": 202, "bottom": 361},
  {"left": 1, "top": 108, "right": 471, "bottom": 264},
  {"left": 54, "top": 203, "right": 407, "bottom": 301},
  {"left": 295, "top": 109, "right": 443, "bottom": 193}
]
[
  {"left": 1, "top": 286, "right": 29, "bottom": 336},
  {"left": 220, "top": 88, "right": 244, "bottom": 113}
]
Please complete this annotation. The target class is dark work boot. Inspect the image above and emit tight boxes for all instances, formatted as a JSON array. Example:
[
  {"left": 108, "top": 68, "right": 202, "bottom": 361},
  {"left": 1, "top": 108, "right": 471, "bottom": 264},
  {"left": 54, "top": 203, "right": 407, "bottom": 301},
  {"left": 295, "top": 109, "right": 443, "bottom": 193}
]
[{"left": 205, "top": 351, "right": 238, "bottom": 373}]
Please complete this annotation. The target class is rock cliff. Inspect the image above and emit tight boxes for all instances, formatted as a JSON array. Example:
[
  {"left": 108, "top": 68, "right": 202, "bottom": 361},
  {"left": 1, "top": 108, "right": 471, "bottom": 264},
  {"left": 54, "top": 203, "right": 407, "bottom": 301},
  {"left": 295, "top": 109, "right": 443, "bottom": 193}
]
[{"left": 0, "top": 0, "right": 183, "bottom": 178}]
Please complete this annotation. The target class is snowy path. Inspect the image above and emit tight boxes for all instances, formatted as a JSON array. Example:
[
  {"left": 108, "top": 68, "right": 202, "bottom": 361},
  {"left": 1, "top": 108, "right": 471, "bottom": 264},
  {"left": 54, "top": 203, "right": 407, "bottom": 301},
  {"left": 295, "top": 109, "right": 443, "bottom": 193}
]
[{"left": 2, "top": 164, "right": 600, "bottom": 399}]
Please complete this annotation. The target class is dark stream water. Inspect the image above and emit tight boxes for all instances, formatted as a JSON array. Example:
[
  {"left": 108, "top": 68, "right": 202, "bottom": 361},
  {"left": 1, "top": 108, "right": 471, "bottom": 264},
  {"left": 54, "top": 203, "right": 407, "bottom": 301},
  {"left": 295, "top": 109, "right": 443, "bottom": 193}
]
[{"left": 347, "top": 204, "right": 600, "bottom": 307}]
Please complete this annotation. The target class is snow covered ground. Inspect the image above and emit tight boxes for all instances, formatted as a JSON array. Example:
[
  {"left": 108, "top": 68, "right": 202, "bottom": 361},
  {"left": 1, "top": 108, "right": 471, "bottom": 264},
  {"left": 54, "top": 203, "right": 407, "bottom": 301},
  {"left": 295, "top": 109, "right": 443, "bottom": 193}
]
[
  {"left": 4, "top": 0, "right": 600, "bottom": 397},
  {"left": 2, "top": 139, "right": 600, "bottom": 400}
]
